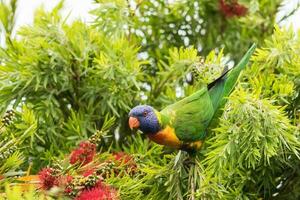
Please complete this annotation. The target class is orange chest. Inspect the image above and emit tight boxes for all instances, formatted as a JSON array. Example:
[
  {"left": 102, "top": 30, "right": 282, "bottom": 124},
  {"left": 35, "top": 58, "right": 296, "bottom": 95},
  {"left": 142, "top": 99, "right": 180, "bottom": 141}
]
[{"left": 147, "top": 126, "right": 182, "bottom": 148}]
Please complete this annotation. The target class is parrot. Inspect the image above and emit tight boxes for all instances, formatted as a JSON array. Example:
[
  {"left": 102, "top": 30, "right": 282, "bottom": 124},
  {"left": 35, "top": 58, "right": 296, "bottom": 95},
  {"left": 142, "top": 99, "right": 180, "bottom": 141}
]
[{"left": 128, "top": 44, "right": 256, "bottom": 151}]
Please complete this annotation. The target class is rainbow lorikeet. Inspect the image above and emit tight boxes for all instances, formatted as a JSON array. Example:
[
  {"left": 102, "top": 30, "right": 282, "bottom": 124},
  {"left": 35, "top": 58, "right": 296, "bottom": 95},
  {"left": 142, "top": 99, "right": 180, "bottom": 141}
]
[{"left": 129, "top": 44, "right": 256, "bottom": 151}]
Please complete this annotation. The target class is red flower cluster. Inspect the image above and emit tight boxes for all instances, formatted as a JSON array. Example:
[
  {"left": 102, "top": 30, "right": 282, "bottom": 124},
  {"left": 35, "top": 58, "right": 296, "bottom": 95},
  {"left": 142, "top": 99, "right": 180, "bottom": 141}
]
[
  {"left": 76, "top": 181, "right": 118, "bottom": 200},
  {"left": 70, "top": 141, "right": 97, "bottom": 166},
  {"left": 113, "top": 152, "right": 133, "bottom": 164},
  {"left": 219, "top": 0, "right": 248, "bottom": 18},
  {"left": 82, "top": 168, "right": 96, "bottom": 177},
  {"left": 113, "top": 152, "right": 137, "bottom": 174},
  {"left": 37, "top": 141, "right": 135, "bottom": 199},
  {"left": 38, "top": 167, "right": 60, "bottom": 190},
  {"left": 63, "top": 175, "right": 74, "bottom": 194}
]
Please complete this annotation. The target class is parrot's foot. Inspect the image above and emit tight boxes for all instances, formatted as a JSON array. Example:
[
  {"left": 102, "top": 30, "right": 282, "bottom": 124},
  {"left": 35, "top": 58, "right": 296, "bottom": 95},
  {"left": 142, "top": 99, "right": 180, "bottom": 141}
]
[{"left": 180, "top": 141, "right": 202, "bottom": 156}]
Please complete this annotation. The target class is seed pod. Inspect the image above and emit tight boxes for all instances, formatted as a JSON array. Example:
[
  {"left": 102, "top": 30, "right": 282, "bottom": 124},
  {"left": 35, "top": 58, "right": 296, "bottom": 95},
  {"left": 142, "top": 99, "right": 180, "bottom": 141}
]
[
  {"left": 0, "top": 145, "right": 17, "bottom": 159},
  {"left": 1, "top": 109, "right": 15, "bottom": 126},
  {"left": 88, "top": 130, "right": 102, "bottom": 145}
]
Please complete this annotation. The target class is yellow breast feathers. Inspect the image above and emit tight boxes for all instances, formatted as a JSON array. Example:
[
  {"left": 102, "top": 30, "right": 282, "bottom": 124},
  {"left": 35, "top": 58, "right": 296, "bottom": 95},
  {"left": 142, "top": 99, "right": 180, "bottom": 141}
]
[
  {"left": 147, "top": 126, "right": 203, "bottom": 150},
  {"left": 147, "top": 126, "right": 182, "bottom": 148}
]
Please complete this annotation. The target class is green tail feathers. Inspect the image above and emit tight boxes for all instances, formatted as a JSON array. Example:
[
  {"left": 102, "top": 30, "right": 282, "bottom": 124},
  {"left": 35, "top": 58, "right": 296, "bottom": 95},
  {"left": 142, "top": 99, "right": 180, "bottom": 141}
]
[{"left": 209, "top": 43, "right": 256, "bottom": 112}]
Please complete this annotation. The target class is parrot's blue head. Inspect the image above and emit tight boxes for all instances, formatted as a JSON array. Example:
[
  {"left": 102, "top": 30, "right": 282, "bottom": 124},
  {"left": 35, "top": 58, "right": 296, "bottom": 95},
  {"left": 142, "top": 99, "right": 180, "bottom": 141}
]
[{"left": 128, "top": 105, "right": 161, "bottom": 134}]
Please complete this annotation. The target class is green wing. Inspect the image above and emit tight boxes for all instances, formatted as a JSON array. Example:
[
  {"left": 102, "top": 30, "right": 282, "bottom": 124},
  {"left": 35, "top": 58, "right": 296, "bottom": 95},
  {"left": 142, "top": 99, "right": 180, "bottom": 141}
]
[
  {"left": 160, "top": 87, "right": 214, "bottom": 142},
  {"left": 209, "top": 43, "right": 256, "bottom": 112}
]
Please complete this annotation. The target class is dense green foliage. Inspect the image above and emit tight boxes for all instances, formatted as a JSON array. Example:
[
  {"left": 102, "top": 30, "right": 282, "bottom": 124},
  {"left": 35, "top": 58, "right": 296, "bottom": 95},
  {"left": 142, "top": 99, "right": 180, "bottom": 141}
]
[{"left": 0, "top": 0, "right": 299, "bottom": 199}]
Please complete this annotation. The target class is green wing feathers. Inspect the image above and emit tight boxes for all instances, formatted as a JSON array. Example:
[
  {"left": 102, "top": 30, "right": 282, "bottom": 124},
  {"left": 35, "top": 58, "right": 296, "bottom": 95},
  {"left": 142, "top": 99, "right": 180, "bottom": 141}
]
[
  {"left": 161, "top": 88, "right": 214, "bottom": 142},
  {"left": 209, "top": 43, "right": 256, "bottom": 112}
]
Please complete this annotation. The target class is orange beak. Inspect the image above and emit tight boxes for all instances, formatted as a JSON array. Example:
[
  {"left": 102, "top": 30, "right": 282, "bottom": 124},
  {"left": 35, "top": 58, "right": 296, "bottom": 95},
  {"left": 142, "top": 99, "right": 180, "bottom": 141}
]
[{"left": 129, "top": 117, "right": 140, "bottom": 130}]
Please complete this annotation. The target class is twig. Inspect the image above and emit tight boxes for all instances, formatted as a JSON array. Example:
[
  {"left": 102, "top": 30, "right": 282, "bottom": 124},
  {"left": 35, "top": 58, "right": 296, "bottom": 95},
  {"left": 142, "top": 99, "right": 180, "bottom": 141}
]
[
  {"left": 190, "top": 176, "right": 195, "bottom": 200},
  {"left": 277, "top": 2, "right": 300, "bottom": 24}
]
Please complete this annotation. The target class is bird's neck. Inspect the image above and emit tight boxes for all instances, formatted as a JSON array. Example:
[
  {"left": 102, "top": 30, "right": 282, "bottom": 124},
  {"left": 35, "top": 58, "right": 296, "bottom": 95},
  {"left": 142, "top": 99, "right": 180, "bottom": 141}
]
[{"left": 145, "top": 111, "right": 169, "bottom": 135}]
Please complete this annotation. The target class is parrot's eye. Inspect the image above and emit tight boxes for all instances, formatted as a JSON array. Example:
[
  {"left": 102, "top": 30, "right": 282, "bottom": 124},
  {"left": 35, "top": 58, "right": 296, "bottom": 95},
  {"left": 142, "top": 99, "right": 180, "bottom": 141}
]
[{"left": 143, "top": 111, "right": 148, "bottom": 117}]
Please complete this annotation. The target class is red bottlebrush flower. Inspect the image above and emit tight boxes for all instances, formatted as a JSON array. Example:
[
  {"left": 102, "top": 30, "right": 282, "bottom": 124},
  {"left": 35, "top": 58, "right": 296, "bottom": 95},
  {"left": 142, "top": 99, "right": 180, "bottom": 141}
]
[
  {"left": 63, "top": 175, "right": 74, "bottom": 195},
  {"left": 60, "top": 175, "right": 73, "bottom": 185},
  {"left": 70, "top": 141, "right": 97, "bottom": 166},
  {"left": 66, "top": 175, "right": 73, "bottom": 183},
  {"left": 38, "top": 167, "right": 60, "bottom": 190},
  {"left": 75, "top": 183, "right": 118, "bottom": 200},
  {"left": 113, "top": 152, "right": 132, "bottom": 164},
  {"left": 219, "top": 0, "right": 248, "bottom": 18},
  {"left": 65, "top": 186, "right": 73, "bottom": 195},
  {"left": 233, "top": 3, "right": 248, "bottom": 16},
  {"left": 112, "top": 152, "right": 137, "bottom": 174},
  {"left": 83, "top": 168, "right": 96, "bottom": 177}
]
